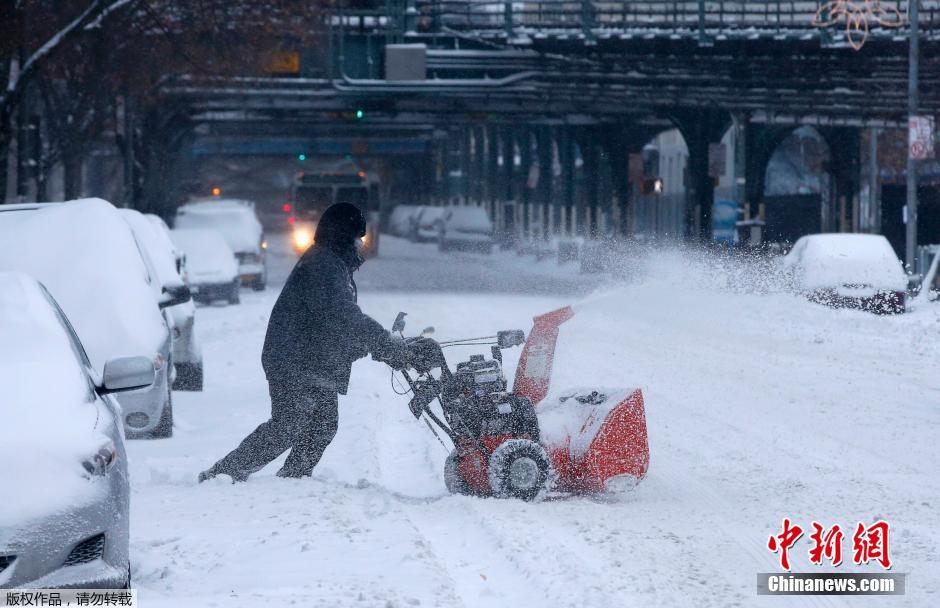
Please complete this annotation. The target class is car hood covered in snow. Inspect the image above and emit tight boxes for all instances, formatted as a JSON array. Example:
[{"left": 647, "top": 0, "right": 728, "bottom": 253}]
[
  {"left": 0, "top": 199, "right": 167, "bottom": 371},
  {"left": 444, "top": 207, "right": 492, "bottom": 233},
  {"left": 170, "top": 228, "right": 239, "bottom": 282},
  {"left": 0, "top": 272, "right": 105, "bottom": 529}
]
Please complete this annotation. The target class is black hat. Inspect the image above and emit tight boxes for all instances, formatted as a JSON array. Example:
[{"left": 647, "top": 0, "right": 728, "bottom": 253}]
[{"left": 315, "top": 203, "right": 367, "bottom": 250}]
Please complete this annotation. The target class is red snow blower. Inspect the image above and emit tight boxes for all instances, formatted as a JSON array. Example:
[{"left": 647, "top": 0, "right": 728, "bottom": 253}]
[
  {"left": 392, "top": 307, "right": 649, "bottom": 500},
  {"left": 388, "top": 307, "right": 649, "bottom": 500}
]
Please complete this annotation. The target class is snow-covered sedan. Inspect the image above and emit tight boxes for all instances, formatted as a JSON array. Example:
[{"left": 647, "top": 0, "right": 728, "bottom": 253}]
[
  {"left": 174, "top": 200, "right": 267, "bottom": 291},
  {"left": 170, "top": 228, "right": 241, "bottom": 305},
  {"left": 146, "top": 214, "right": 204, "bottom": 388},
  {"left": 438, "top": 206, "right": 494, "bottom": 253},
  {"left": 0, "top": 272, "right": 154, "bottom": 589},
  {"left": 781, "top": 233, "right": 907, "bottom": 314},
  {"left": 121, "top": 209, "right": 203, "bottom": 391},
  {"left": 0, "top": 200, "right": 175, "bottom": 437}
]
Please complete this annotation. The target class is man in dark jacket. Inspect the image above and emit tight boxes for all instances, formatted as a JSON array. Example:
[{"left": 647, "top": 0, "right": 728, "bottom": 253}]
[{"left": 199, "top": 203, "right": 407, "bottom": 482}]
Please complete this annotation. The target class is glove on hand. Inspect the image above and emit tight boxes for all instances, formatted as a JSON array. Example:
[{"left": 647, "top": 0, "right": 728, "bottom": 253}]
[{"left": 372, "top": 334, "right": 412, "bottom": 371}]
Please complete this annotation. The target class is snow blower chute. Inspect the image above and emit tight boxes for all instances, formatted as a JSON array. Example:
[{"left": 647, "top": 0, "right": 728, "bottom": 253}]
[{"left": 386, "top": 306, "right": 649, "bottom": 500}]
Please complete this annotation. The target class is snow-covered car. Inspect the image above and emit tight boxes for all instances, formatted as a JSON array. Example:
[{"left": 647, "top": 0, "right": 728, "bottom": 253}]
[
  {"left": 387, "top": 204, "right": 419, "bottom": 237},
  {"left": 174, "top": 200, "right": 267, "bottom": 290},
  {"left": 146, "top": 214, "right": 204, "bottom": 388},
  {"left": 121, "top": 210, "right": 204, "bottom": 391},
  {"left": 411, "top": 206, "right": 447, "bottom": 242},
  {"left": 0, "top": 271, "right": 154, "bottom": 589},
  {"left": 780, "top": 233, "right": 907, "bottom": 314},
  {"left": 170, "top": 228, "right": 240, "bottom": 305},
  {"left": 438, "top": 206, "right": 494, "bottom": 253},
  {"left": 0, "top": 200, "right": 174, "bottom": 438}
]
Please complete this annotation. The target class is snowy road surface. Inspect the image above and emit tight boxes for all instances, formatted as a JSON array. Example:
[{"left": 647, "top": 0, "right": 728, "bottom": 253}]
[{"left": 128, "top": 236, "right": 939, "bottom": 607}]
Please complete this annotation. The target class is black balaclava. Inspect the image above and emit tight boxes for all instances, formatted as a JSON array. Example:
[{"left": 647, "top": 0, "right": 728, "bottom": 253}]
[{"left": 314, "top": 202, "right": 367, "bottom": 269}]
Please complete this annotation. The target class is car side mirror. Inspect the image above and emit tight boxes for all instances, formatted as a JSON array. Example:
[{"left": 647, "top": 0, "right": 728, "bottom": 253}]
[
  {"left": 392, "top": 311, "right": 407, "bottom": 334},
  {"left": 159, "top": 284, "right": 192, "bottom": 309},
  {"left": 497, "top": 329, "right": 525, "bottom": 348},
  {"left": 101, "top": 356, "right": 155, "bottom": 393}
]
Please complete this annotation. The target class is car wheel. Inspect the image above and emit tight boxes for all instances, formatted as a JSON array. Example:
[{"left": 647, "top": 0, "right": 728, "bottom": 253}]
[
  {"left": 228, "top": 283, "right": 240, "bottom": 305},
  {"left": 252, "top": 279, "right": 266, "bottom": 292},
  {"left": 438, "top": 239, "right": 450, "bottom": 252},
  {"left": 173, "top": 362, "right": 203, "bottom": 391},
  {"left": 151, "top": 388, "right": 174, "bottom": 438}
]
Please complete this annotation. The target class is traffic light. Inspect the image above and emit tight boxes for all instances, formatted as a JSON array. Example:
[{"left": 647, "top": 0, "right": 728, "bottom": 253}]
[
  {"left": 211, "top": 186, "right": 221, "bottom": 196},
  {"left": 355, "top": 109, "right": 364, "bottom": 119},
  {"left": 298, "top": 153, "right": 307, "bottom": 161}
]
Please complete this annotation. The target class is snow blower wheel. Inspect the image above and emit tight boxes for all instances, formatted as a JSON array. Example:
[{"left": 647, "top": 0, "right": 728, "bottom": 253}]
[{"left": 487, "top": 439, "right": 551, "bottom": 501}]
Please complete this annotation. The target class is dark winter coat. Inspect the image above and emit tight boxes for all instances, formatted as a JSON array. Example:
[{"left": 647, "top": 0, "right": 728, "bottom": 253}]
[{"left": 261, "top": 244, "right": 391, "bottom": 394}]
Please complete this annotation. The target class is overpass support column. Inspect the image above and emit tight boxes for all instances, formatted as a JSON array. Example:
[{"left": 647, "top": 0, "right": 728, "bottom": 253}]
[
  {"left": 819, "top": 127, "right": 861, "bottom": 233},
  {"left": 486, "top": 126, "right": 499, "bottom": 220},
  {"left": 536, "top": 126, "right": 553, "bottom": 240},
  {"left": 473, "top": 125, "right": 486, "bottom": 206},
  {"left": 500, "top": 125, "right": 517, "bottom": 245},
  {"left": 579, "top": 130, "right": 600, "bottom": 238},
  {"left": 460, "top": 127, "right": 472, "bottom": 205},
  {"left": 604, "top": 129, "right": 631, "bottom": 238},
  {"left": 674, "top": 109, "right": 732, "bottom": 241},
  {"left": 550, "top": 127, "right": 564, "bottom": 236},
  {"left": 520, "top": 129, "right": 533, "bottom": 238},
  {"left": 559, "top": 127, "right": 576, "bottom": 237}
]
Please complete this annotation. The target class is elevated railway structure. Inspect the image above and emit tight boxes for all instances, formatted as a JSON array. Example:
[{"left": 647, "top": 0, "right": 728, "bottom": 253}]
[{"left": 141, "top": 1, "right": 939, "bottom": 243}]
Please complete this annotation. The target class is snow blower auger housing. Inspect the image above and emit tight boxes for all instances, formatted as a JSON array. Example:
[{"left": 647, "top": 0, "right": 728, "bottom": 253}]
[{"left": 387, "top": 307, "right": 649, "bottom": 500}]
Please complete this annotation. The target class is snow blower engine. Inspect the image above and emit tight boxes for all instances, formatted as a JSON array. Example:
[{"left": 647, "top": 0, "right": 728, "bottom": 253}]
[{"left": 387, "top": 312, "right": 551, "bottom": 501}]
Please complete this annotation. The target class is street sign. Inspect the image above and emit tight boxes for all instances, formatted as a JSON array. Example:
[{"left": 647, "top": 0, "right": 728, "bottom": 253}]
[
  {"left": 908, "top": 115, "right": 935, "bottom": 160},
  {"left": 712, "top": 198, "right": 738, "bottom": 244}
]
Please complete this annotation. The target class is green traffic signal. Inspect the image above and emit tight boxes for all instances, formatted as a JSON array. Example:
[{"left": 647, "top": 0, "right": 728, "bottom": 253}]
[
  {"left": 298, "top": 153, "right": 306, "bottom": 161},
  {"left": 355, "top": 109, "right": 364, "bottom": 119}
]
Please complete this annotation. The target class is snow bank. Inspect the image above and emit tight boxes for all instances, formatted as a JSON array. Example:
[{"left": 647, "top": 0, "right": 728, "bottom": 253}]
[
  {"left": 174, "top": 201, "right": 263, "bottom": 254},
  {"left": 0, "top": 199, "right": 167, "bottom": 371},
  {"left": 0, "top": 272, "right": 102, "bottom": 526},
  {"left": 170, "top": 228, "right": 238, "bottom": 282}
]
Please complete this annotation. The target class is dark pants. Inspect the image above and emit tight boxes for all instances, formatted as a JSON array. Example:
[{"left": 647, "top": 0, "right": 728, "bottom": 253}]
[{"left": 212, "top": 381, "right": 339, "bottom": 479}]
